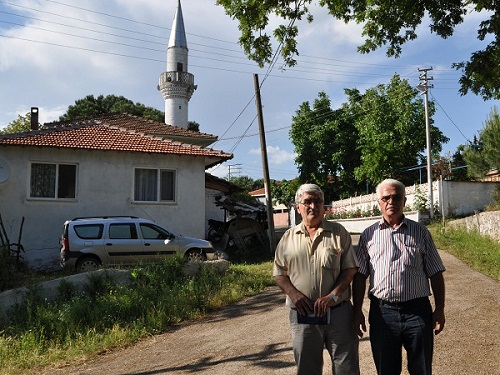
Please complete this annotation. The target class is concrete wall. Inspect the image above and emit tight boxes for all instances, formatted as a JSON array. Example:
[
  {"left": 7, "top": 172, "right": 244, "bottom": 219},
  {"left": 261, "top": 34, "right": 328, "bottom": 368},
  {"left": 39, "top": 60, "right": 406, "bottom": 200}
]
[
  {"left": 330, "top": 180, "right": 499, "bottom": 218},
  {"left": 205, "top": 188, "right": 226, "bottom": 237},
  {"left": 330, "top": 211, "right": 424, "bottom": 234},
  {"left": 447, "top": 210, "right": 500, "bottom": 240},
  {"left": 0, "top": 269, "right": 131, "bottom": 321},
  {"left": 0, "top": 147, "right": 207, "bottom": 270}
]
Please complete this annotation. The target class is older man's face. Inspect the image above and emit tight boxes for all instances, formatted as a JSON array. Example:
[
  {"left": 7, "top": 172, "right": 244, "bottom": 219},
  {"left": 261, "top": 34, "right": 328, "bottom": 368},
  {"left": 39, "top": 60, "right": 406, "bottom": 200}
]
[
  {"left": 378, "top": 184, "right": 406, "bottom": 219},
  {"left": 297, "top": 192, "right": 324, "bottom": 227}
]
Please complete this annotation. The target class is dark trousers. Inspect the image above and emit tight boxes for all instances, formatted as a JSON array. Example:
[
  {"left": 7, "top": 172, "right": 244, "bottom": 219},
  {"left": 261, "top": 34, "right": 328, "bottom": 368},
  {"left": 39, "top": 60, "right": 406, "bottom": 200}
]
[{"left": 369, "top": 296, "right": 433, "bottom": 375}]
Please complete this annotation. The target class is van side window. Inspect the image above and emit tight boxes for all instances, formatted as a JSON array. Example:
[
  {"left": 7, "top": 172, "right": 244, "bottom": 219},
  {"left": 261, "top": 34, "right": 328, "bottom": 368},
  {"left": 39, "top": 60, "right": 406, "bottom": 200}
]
[
  {"left": 140, "top": 223, "right": 169, "bottom": 240},
  {"left": 74, "top": 224, "right": 103, "bottom": 239},
  {"left": 109, "top": 223, "right": 138, "bottom": 239}
]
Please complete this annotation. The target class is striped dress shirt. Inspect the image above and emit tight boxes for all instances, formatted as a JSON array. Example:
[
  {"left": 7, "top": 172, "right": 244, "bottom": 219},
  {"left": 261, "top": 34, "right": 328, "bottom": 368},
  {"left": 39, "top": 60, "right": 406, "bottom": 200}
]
[{"left": 357, "top": 217, "right": 445, "bottom": 303}]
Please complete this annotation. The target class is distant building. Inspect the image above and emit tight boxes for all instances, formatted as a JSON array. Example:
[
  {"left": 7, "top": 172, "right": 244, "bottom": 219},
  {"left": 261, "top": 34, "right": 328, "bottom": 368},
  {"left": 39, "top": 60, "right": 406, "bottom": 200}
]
[{"left": 248, "top": 188, "right": 289, "bottom": 228}]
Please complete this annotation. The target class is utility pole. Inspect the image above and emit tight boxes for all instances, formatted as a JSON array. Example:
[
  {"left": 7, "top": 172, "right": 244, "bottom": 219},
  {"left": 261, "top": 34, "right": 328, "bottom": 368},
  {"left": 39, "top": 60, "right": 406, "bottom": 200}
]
[
  {"left": 253, "top": 74, "right": 276, "bottom": 253},
  {"left": 227, "top": 163, "right": 241, "bottom": 181},
  {"left": 417, "top": 67, "right": 434, "bottom": 219}
]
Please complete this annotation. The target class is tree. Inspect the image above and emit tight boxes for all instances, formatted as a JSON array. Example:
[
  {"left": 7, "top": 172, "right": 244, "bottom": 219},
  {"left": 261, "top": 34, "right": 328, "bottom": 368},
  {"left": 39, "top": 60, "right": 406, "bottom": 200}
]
[
  {"left": 188, "top": 121, "right": 200, "bottom": 132},
  {"left": 352, "top": 75, "right": 449, "bottom": 186},
  {"left": 288, "top": 75, "right": 449, "bottom": 196},
  {"left": 59, "top": 94, "right": 165, "bottom": 122},
  {"left": 464, "top": 106, "right": 500, "bottom": 177},
  {"left": 290, "top": 91, "right": 364, "bottom": 201},
  {"left": 447, "top": 146, "right": 470, "bottom": 181},
  {"left": 216, "top": 0, "right": 499, "bottom": 99},
  {"left": 1, "top": 112, "right": 38, "bottom": 134}
]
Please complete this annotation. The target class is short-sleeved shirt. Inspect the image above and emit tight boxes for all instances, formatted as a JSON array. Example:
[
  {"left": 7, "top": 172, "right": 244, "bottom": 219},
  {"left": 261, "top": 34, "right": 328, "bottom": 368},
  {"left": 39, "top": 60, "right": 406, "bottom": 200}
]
[
  {"left": 356, "top": 216, "right": 446, "bottom": 303},
  {"left": 273, "top": 220, "right": 359, "bottom": 308}
]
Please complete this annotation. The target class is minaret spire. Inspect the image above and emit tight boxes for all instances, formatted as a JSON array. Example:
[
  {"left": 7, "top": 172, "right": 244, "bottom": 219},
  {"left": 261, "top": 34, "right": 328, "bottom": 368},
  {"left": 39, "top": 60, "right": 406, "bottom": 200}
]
[{"left": 158, "top": 0, "right": 196, "bottom": 128}]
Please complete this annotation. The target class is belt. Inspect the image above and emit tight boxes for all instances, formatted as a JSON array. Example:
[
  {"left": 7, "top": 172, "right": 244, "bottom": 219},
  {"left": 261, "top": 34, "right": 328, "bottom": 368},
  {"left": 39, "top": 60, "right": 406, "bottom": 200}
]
[{"left": 369, "top": 295, "right": 427, "bottom": 309}]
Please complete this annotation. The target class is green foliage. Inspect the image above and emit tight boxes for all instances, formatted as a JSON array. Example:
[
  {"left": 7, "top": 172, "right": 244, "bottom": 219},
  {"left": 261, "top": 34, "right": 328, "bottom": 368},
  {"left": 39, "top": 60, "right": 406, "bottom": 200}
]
[
  {"left": 273, "top": 179, "right": 300, "bottom": 207},
  {"left": 464, "top": 106, "right": 500, "bottom": 178},
  {"left": 0, "top": 246, "right": 22, "bottom": 291},
  {"left": 58, "top": 94, "right": 165, "bottom": 122},
  {"left": 448, "top": 146, "right": 470, "bottom": 181},
  {"left": 0, "top": 257, "right": 275, "bottom": 373},
  {"left": 486, "top": 184, "right": 500, "bottom": 211},
  {"left": 324, "top": 205, "right": 381, "bottom": 220},
  {"left": 429, "top": 224, "right": 500, "bottom": 281},
  {"left": 188, "top": 121, "right": 200, "bottom": 132},
  {"left": 352, "top": 75, "right": 449, "bottom": 185},
  {"left": 1, "top": 112, "right": 33, "bottom": 134},
  {"left": 216, "top": 0, "right": 500, "bottom": 99},
  {"left": 412, "top": 187, "right": 429, "bottom": 212},
  {"left": 289, "top": 91, "right": 364, "bottom": 200},
  {"left": 288, "top": 76, "right": 449, "bottom": 197}
]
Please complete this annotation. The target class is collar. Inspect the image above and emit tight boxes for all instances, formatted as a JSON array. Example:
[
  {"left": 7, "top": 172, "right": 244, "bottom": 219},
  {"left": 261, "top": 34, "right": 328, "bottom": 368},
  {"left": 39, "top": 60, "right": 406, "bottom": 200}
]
[
  {"left": 294, "top": 220, "right": 331, "bottom": 235},
  {"left": 378, "top": 215, "right": 408, "bottom": 230}
]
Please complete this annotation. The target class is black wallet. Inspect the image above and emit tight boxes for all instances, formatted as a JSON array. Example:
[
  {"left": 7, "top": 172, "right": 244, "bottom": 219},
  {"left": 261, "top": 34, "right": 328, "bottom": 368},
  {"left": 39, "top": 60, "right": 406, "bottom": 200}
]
[{"left": 297, "top": 309, "right": 330, "bottom": 325}]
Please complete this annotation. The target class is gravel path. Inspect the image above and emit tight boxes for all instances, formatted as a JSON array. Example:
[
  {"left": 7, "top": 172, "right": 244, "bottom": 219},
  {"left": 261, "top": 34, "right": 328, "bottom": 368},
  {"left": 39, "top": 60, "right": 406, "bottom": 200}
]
[{"left": 39, "top": 249, "right": 499, "bottom": 375}]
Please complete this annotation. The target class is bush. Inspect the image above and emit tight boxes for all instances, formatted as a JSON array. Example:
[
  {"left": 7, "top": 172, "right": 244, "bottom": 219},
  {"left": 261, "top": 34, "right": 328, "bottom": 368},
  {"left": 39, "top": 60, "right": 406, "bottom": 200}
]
[{"left": 486, "top": 184, "right": 500, "bottom": 211}]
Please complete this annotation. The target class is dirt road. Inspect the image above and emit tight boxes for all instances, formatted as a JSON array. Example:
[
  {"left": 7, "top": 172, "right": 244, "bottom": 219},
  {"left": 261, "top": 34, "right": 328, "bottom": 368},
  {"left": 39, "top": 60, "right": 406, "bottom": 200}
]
[{"left": 41, "top": 248, "right": 499, "bottom": 375}]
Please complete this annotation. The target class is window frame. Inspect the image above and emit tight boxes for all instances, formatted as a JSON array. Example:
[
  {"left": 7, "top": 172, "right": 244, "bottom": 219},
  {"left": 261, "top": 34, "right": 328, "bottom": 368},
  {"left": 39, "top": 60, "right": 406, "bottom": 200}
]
[
  {"left": 29, "top": 162, "right": 77, "bottom": 200},
  {"left": 133, "top": 167, "right": 176, "bottom": 203}
]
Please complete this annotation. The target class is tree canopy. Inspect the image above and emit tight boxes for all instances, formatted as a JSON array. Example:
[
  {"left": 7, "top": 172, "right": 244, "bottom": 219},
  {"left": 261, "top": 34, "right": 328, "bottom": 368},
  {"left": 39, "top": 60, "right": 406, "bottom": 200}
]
[
  {"left": 464, "top": 106, "right": 500, "bottom": 177},
  {"left": 289, "top": 74, "right": 449, "bottom": 199},
  {"left": 216, "top": 0, "right": 499, "bottom": 99},
  {"left": 290, "top": 91, "right": 364, "bottom": 201},
  {"left": 59, "top": 94, "right": 165, "bottom": 122},
  {"left": 0, "top": 112, "right": 33, "bottom": 134}
]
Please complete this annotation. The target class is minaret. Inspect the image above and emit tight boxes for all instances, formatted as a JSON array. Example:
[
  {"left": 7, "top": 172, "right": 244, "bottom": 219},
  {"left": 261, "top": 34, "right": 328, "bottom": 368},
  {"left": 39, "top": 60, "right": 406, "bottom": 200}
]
[{"left": 158, "top": 0, "right": 196, "bottom": 128}]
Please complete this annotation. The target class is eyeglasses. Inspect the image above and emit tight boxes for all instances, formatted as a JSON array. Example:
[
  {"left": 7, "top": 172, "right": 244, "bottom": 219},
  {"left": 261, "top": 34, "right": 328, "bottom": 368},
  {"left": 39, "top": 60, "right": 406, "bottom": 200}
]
[
  {"left": 379, "top": 194, "right": 404, "bottom": 203},
  {"left": 299, "top": 198, "right": 324, "bottom": 207}
]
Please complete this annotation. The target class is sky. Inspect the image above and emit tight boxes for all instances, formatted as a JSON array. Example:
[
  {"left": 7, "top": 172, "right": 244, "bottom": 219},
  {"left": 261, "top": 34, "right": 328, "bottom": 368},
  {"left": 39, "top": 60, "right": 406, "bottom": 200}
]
[{"left": 1, "top": 0, "right": 498, "bottom": 181}]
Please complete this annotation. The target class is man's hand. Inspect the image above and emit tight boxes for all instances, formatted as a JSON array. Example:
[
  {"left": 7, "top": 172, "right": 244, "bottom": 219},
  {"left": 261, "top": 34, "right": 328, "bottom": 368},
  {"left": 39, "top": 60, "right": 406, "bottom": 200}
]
[
  {"left": 353, "top": 310, "right": 367, "bottom": 337},
  {"left": 433, "top": 307, "right": 445, "bottom": 335},
  {"left": 314, "top": 295, "right": 335, "bottom": 317},
  {"left": 289, "top": 289, "right": 314, "bottom": 316}
]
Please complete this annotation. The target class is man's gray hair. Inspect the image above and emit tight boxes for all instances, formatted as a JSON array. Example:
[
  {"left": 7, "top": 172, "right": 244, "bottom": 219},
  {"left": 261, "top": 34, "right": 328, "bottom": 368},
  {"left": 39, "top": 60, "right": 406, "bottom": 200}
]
[
  {"left": 376, "top": 178, "right": 406, "bottom": 197},
  {"left": 295, "top": 183, "right": 324, "bottom": 204}
]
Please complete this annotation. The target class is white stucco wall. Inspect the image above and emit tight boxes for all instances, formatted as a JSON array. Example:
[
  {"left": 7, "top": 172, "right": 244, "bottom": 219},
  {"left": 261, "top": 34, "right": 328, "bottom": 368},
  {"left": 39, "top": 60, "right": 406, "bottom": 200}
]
[
  {"left": 330, "top": 181, "right": 499, "bottom": 218},
  {"left": 205, "top": 188, "right": 226, "bottom": 237},
  {"left": 0, "top": 147, "right": 207, "bottom": 270},
  {"left": 441, "top": 181, "right": 499, "bottom": 216}
]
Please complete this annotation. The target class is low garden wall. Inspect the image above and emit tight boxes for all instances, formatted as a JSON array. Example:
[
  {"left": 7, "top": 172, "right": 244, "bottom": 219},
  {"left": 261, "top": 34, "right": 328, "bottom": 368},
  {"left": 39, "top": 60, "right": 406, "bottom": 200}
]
[
  {"left": 330, "top": 211, "right": 424, "bottom": 234},
  {"left": 447, "top": 210, "right": 500, "bottom": 241}
]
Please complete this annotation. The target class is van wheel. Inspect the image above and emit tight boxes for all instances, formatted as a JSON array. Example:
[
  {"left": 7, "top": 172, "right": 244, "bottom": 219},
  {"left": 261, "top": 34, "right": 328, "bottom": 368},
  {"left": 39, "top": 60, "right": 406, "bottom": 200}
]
[
  {"left": 76, "top": 256, "right": 101, "bottom": 272},
  {"left": 186, "top": 249, "right": 206, "bottom": 263}
]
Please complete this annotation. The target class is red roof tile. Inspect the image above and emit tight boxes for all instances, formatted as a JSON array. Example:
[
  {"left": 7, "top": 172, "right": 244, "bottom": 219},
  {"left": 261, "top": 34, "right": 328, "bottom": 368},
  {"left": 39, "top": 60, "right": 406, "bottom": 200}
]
[{"left": 0, "top": 114, "right": 232, "bottom": 161}]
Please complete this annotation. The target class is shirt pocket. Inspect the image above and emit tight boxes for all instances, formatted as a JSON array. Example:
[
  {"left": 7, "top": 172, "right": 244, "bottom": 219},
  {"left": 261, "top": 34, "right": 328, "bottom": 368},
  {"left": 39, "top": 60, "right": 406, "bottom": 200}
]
[
  {"left": 321, "top": 246, "right": 341, "bottom": 271},
  {"left": 402, "top": 239, "right": 424, "bottom": 269}
]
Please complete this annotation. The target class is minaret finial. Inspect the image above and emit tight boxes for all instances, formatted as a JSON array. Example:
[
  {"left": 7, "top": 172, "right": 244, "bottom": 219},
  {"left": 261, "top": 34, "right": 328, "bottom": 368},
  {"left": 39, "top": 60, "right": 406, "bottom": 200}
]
[{"left": 157, "top": 0, "right": 196, "bottom": 129}]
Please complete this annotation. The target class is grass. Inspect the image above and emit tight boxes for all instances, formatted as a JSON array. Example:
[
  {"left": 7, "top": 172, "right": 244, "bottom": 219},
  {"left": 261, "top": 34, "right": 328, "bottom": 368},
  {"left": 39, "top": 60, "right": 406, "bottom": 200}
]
[
  {"left": 428, "top": 222, "right": 500, "bottom": 281},
  {"left": 0, "top": 255, "right": 275, "bottom": 375},
  {"left": 1, "top": 223, "right": 499, "bottom": 374}
]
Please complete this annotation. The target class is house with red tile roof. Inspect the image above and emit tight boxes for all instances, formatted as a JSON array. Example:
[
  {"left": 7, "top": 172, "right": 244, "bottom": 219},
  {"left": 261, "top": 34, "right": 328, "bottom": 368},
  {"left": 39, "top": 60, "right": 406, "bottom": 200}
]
[
  {"left": 0, "top": 113, "right": 232, "bottom": 269},
  {"left": 248, "top": 187, "right": 290, "bottom": 228}
]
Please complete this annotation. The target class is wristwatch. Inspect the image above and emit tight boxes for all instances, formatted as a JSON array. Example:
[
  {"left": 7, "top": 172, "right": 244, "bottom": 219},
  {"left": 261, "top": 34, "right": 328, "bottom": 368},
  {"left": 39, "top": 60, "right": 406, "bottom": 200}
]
[{"left": 329, "top": 292, "right": 339, "bottom": 303}]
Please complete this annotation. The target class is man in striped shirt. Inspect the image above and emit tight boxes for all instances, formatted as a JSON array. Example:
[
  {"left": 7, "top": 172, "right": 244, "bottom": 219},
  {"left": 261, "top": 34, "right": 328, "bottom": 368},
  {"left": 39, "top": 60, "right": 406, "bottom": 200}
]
[{"left": 352, "top": 178, "right": 445, "bottom": 375}]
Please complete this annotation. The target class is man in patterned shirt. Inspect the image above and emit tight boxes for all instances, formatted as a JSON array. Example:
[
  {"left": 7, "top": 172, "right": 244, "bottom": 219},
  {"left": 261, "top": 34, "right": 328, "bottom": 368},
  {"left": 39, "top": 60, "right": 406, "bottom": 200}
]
[{"left": 352, "top": 178, "right": 445, "bottom": 375}]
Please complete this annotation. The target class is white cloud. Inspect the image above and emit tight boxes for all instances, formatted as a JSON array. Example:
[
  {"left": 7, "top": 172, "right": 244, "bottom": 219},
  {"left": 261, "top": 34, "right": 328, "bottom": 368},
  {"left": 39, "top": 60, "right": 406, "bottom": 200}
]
[{"left": 249, "top": 146, "right": 296, "bottom": 165}]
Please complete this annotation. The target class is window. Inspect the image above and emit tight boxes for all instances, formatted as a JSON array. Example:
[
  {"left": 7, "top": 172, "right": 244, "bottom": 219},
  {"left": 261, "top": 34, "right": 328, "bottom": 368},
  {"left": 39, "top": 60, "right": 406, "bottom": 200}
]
[
  {"left": 74, "top": 224, "right": 103, "bottom": 239},
  {"left": 134, "top": 168, "right": 176, "bottom": 202},
  {"left": 30, "top": 163, "right": 76, "bottom": 199},
  {"left": 109, "top": 223, "right": 137, "bottom": 239},
  {"left": 140, "top": 223, "right": 171, "bottom": 240}
]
